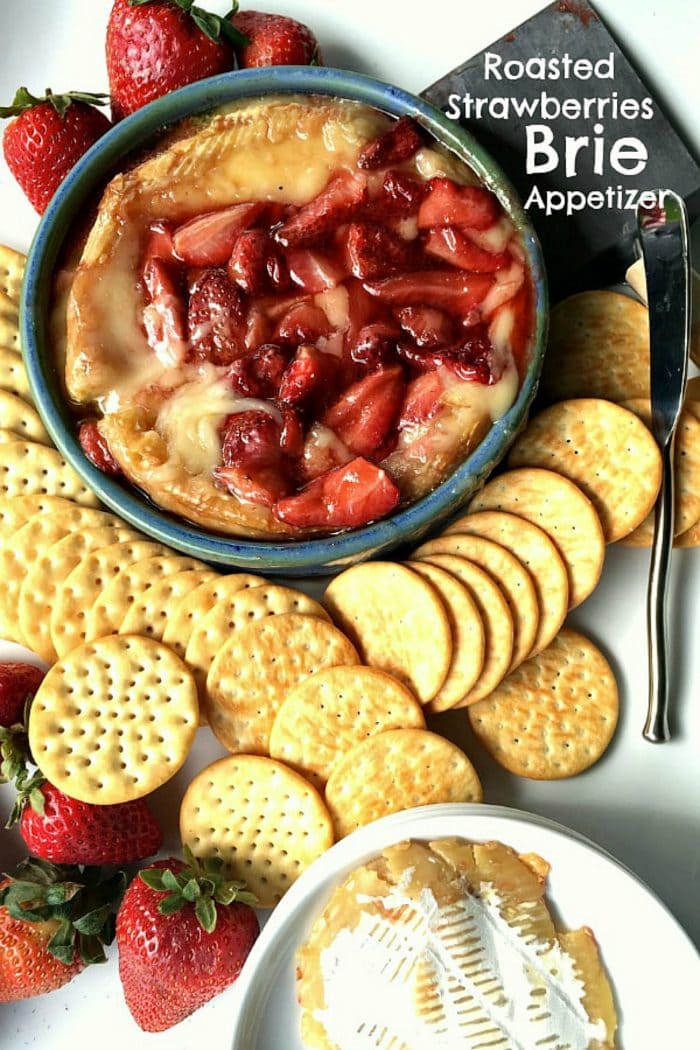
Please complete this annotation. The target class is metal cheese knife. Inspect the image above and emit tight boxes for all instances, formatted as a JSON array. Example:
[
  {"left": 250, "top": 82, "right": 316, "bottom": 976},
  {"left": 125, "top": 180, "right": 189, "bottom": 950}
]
[{"left": 639, "top": 190, "right": 691, "bottom": 743}]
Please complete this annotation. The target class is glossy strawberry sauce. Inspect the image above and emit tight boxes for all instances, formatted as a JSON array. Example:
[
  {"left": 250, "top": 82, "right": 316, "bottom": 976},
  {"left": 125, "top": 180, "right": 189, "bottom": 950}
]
[{"left": 80, "top": 115, "right": 531, "bottom": 532}]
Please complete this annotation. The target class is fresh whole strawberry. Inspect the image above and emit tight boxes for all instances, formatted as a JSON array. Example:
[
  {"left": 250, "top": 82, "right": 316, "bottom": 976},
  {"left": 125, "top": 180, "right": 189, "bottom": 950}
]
[
  {"left": 231, "top": 10, "right": 321, "bottom": 68},
  {"left": 117, "top": 851, "right": 259, "bottom": 1031},
  {"left": 0, "top": 663, "right": 44, "bottom": 730},
  {"left": 0, "top": 89, "right": 111, "bottom": 214},
  {"left": 106, "top": 0, "right": 247, "bottom": 122},
  {"left": 0, "top": 858, "right": 125, "bottom": 1001}
]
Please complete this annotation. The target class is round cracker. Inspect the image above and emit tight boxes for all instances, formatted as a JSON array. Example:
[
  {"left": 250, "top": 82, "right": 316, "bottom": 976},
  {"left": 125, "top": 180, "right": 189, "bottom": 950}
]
[
  {"left": 618, "top": 400, "right": 700, "bottom": 546},
  {"left": 50, "top": 540, "right": 166, "bottom": 658},
  {"left": 541, "top": 291, "right": 650, "bottom": 403},
  {"left": 84, "top": 553, "right": 205, "bottom": 644},
  {"left": 0, "top": 297, "right": 20, "bottom": 353},
  {"left": 206, "top": 612, "right": 359, "bottom": 755},
  {"left": 507, "top": 398, "right": 662, "bottom": 542},
  {"left": 188, "top": 584, "right": 328, "bottom": 697},
  {"left": 29, "top": 634, "right": 198, "bottom": 804},
  {"left": 0, "top": 494, "right": 69, "bottom": 544},
  {"left": 269, "top": 666, "right": 425, "bottom": 788},
  {"left": 404, "top": 562, "right": 485, "bottom": 711},
  {"left": 443, "top": 510, "right": 569, "bottom": 654},
  {"left": 162, "top": 572, "right": 265, "bottom": 660},
  {"left": 469, "top": 468, "right": 605, "bottom": 609},
  {"left": 180, "top": 754, "right": 334, "bottom": 908},
  {"left": 685, "top": 375, "right": 700, "bottom": 404},
  {"left": 413, "top": 533, "right": 539, "bottom": 670},
  {"left": 415, "top": 553, "right": 513, "bottom": 706},
  {"left": 0, "top": 390, "right": 49, "bottom": 445},
  {"left": 119, "top": 569, "right": 218, "bottom": 640},
  {"left": 0, "top": 244, "right": 25, "bottom": 304},
  {"left": 325, "top": 729, "right": 483, "bottom": 839},
  {"left": 0, "top": 503, "right": 116, "bottom": 647},
  {"left": 0, "top": 347, "right": 32, "bottom": 403},
  {"left": 675, "top": 518, "right": 700, "bottom": 548},
  {"left": 323, "top": 562, "right": 452, "bottom": 704},
  {"left": 18, "top": 523, "right": 140, "bottom": 663},
  {"left": 0, "top": 438, "right": 99, "bottom": 508},
  {"left": 468, "top": 627, "right": 618, "bottom": 779}
]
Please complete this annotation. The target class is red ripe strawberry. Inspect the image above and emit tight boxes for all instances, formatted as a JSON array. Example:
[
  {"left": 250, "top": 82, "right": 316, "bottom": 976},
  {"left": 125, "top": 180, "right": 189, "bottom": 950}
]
[
  {"left": 227, "top": 344, "right": 289, "bottom": 398},
  {"left": 106, "top": 0, "right": 246, "bottom": 122},
  {"left": 398, "top": 371, "right": 448, "bottom": 427},
  {"left": 358, "top": 116, "right": 424, "bottom": 171},
  {"left": 364, "top": 271, "right": 494, "bottom": 316},
  {"left": 231, "top": 10, "right": 321, "bottom": 67},
  {"left": 323, "top": 367, "right": 405, "bottom": 459},
  {"left": 117, "top": 853, "right": 258, "bottom": 1032},
  {"left": 228, "top": 227, "right": 287, "bottom": 295},
  {"left": 286, "top": 248, "right": 345, "bottom": 293},
  {"left": 78, "top": 420, "right": 122, "bottom": 476},
  {"left": 348, "top": 322, "right": 400, "bottom": 370},
  {"left": 417, "top": 177, "right": 501, "bottom": 231},
  {"left": 344, "top": 222, "right": 417, "bottom": 280},
  {"left": 0, "top": 663, "right": 44, "bottom": 729},
  {"left": 18, "top": 782, "right": 162, "bottom": 866},
  {"left": 275, "top": 171, "right": 367, "bottom": 247},
  {"left": 146, "top": 220, "right": 176, "bottom": 260},
  {"left": 397, "top": 323, "right": 494, "bottom": 384},
  {"left": 424, "top": 226, "right": 510, "bottom": 272},
  {"left": 300, "top": 423, "right": 353, "bottom": 482},
  {"left": 173, "top": 203, "right": 264, "bottom": 267},
  {"left": 216, "top": 409, "right": 289, "bottom": 507},
  {"left": 274, "top": 457, "right": 400, "bottom": 529},
  {"left": 396, "top": 306, "right": 455, "bottom": 348},
  {"left": 142, "top": 255, "right": 189, "bottom": 365},
  {"left": 279, "top": 406, "right": 304, "bottom": 458},
  {"left": 274, "top": 302, "right": 331, "bottom": 345},
  {"left": 0, "top": 858, "right": 125, "bottom": 1001},
  {"left": 378, "top": 170, "right": 427, "bottom": 214},
  {"left": 187, "top": 268, "right": 247, "bottom": 365},
  {"left": 278, "top": 346, "right": 337, "bottom": 409},
  {"left": 0, "top": 88, "right": 110, "bottom": 214}
]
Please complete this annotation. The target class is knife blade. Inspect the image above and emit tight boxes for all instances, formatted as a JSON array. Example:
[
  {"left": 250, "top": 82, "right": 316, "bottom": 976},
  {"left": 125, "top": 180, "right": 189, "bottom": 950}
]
[{"left": 639, "top": 189, "right": 691, "bottom": 743}]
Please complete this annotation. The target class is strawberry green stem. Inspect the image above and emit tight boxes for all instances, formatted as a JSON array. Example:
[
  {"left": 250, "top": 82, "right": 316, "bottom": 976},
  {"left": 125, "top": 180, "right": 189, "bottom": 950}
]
[{"left": 0, "top": 88, "right": 109, "bottom": 120}]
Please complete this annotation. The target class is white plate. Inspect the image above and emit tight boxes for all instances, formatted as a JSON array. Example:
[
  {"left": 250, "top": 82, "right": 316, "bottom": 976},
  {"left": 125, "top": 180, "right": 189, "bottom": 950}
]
[{"left": 230, "top": 803, "right": 699, "bottom": 1050}]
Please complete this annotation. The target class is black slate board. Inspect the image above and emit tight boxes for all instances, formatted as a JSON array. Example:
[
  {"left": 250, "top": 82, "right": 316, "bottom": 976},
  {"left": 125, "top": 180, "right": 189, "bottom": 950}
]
[{"left": 422, "top": 0, "right": 699, "bottom": 299}]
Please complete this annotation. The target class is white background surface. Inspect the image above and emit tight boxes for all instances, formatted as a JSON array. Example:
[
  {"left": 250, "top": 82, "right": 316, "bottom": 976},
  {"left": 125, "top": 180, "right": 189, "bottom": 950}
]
[{"left": 0, "top": 1, "right": 698, "bottom": 1048}]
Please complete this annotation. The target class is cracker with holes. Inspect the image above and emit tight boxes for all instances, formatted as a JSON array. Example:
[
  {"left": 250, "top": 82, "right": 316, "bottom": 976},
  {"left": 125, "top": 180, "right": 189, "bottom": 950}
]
[
  {"left": 323, "top": 562, "right": 452, "bottom": 705},
  {"left": 206, "top": 612, "right": 358, "bottom": 755},
  {"left": 541, "top": 291, "right": 650, "bottom": 403},
  {"left": 0, "top": 389, "right": 49, "bottom": 445},
  {"left": 19, "top": 523, "right": 139, "bottom": 663},
  {"left": 0, "top": 347, "right": 33, "bottom": 403},
  {"left": 119, "top": 569, "right": 218, "bottom": 640},
  {"left": 619, "top": 400, "right": 700, "bottom": 546},
  {"left": 50, "top": 540, "right": 166, "bottom": 658},
  {"left": 507, "top": 398, "right": 662, "bottom": 543},
  {"left": 0, "top": 438, "right": 100, "bottom": 507},
  {"left": 469, "top": 468, "right": 605, "bottom": 609},
  {"left": 28, "top": 634, "right": 198, "bottom": 804},
  {"left": 0, "top": 296, "right": 20, "bottom": 353},
  {"left": 413, "top": 533, "right": 538, "bottom": 670},
  {"left": 269, "top": 666, "right": 425, "bottom": 788},
  {"left": 0, "top": 244, "right": 25, "bottom": 304},
  {"left": 325, "top": 729, "right": 483, "bottom": 839},
  {"left": 467, "top": 628, "right": 618, "bottom": 779},
  {"left": 405, "top": 562, "right": 485, "bottom": 712},
  {"left": 180, "top": 754, "right": 334, "bottom": 908},
  {"left": 162, "top": 573, "right": 265, "bottom": 660},
  {"left": 0, "top": 493, "right": 74, "bottom": 545},
  {"left": 444, "top": 510, "right": 569, "bottom": 654},
  {"left": 188, "top": 584, "right": 328, "bottom": 696},
  {"left": 412, "top": 553, "right": 513, "bottom": 708},
  {"left": 84, "top": 553, "right": 205, "bottom": 643}
]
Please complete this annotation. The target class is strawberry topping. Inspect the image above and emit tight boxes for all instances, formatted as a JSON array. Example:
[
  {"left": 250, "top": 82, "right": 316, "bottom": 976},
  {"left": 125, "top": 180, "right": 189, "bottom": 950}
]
[
  {"left": 323, "top": 367, "right": 405, "bottom": 458},
  {"left": 273, "top": 457, "right": 400, "bottom": 529},
  {"left": 187, "top": 268, "right": 247, "bottom": 365},
  {"left": 358, "top": 116, "right": 424, "bottom": 170},
  {"left": 418, "top": 178, "right": 501, "bottom": 231},
  {"left": 79, "top": 420, "right": 122, "bottom": 476},
  {"left": 228, "top": 227, "right": 288, "bottom": 295},
  {"left": 216, "top": 410, "right": 290, "bottom": 507},
  {"left": 344, "top": 222, "right": 418, "bottom": 279},
  {"left": 275, "top": 171, "right": 367, "bottom": 247},
  {"left": 364, "top": 271, "right": 494, "bottom": 315},
  {"left": 274, "top": 302, "right": 331, "bottom": 345},
  {"left": 286, "top": 247, "right": 346, "bottom": 292},
  {"left": 424, "top": 226, "right": 510, "bottom": 272},
  {"left": 278, "top": 346, "right": 337, "bottom": 409},
  {"left": 173, "top": 203, "right": 264, "bottom": 266},
  {"left": 396, "top": 305, "right": 455, "bottom": 347},
  {"left": 227, "top": 344, "right": 290, "bottom": 399},
  {"left": 348, "top": 322, "right": 401, "bottom": 370},
  {"left": 142, "top": 255, "right": 188, "bottom": 365}
]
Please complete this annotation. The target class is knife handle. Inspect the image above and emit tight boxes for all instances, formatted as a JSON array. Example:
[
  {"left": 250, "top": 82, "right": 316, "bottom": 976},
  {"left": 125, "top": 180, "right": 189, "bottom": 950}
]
[{"left": 644, "top": 436, "right": 675, "bottom": 743}]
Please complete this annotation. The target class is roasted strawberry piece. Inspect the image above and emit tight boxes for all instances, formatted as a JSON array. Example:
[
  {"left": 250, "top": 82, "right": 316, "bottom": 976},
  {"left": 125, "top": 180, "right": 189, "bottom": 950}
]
[
  {"left": 417, "top": 178, "right": 500, "bottom": 231},
  {"left": 227, "top": 228, "right": 289, "bottom": 296},
  {"left": 299, "top": 423, "right": 353, "bottom": 482},
  {"left": 187, "top": 268, "right": 247, "bottom": 366},
  {"left": 396, "top": 305, "right": 455, "bottom": 347},
  {"left": 274, "top": 302, "right": 331, "bottom": 345},
  {"left": 279, "top": 406, "right": 305, "bottom": 459},
  {"left": 275, "top": 171, "right": 367, "bottom": 247},
  {"left": 322, "top": 366, "right": 405, "bottom": 459},
  {"left": 278, "top": 346, "right": 337, "bottom": 409},
  {"left": 424, "top": 226, "right": 510, "bottom": 272},
  {"left": 216, "top": 409, "right": 290, "bottom": 507},
  {"left": 274, "top": 457, "right": 399, "bottom": 528},
  {"left": 146, "top": 221, "right": 176, "bottom": 261},
  {"left": 286, "top": 247, "right": 345, "bottom": 293},
  {"left": 397, "top": 323, "right": 494, "bottom": 383},
  {"left": 364, "top": 271, "right": 494, "bottom": 316},
  {"left": 480, "top": 258, "right": 525, "bottom": 316},
  {"left": 227, "top": 344, "right": 289, "bottom": 399},
  {"left": 358, "top": 116, "right": 424, "bottom": 171},
  {"left": 398, "top": 370, "right": 449, "bottom": 427},
  {"left": 142, "top": 256, "right": 189, "bottom": 365},
  {"left": 348, "top": 322, "right": 400, "bottom": 370},
  {"left": 173, "top": 203, "right": 264, "bottom": 266},
  {"left": 379, "top": 169, "right": 427, "bottom": 214},
  {"left": 344, "top": 222, "right": 417, "bottom": 280},
  {"left": 79, "top": 420, "right": 122, "bottom": 476},
  {"left": 244, "top": 304, "right": 272, "bottom": 351}
]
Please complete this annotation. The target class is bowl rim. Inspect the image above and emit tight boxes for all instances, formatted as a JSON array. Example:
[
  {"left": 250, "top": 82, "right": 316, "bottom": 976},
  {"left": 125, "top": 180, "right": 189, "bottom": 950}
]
[{"left": 21, "top": 65, "right": 548, "bottom": 571}]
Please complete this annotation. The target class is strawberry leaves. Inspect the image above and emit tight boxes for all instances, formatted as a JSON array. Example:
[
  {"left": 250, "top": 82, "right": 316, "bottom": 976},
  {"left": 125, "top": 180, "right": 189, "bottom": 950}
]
[
  {"left": 127, "top": 0, "right": 249, "bottom": 47},
  {"left": 0, "top": 88, "right": 109, "bottom": 120},
  {"left": 139, "top": 847, "right": 257, "bottom": 933}
]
